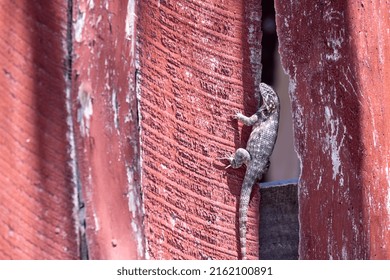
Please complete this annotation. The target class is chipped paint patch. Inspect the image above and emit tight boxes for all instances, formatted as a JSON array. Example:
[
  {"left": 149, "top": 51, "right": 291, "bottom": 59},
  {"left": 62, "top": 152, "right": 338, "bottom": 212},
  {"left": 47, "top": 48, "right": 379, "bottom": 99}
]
[
  {"left": 126, "top": 0, "right": 137, "bottom": 57},
  {"left": 88, "top": 0, "right": 95, "bottom": 10},
  {"left": 324, "top": 10, "right": 345, "bottom": 62},
  {"left": 112, "top": 89, "right": 119, "bottom": 130},
  {"left": 325, "top": 35, "right": 344, "bottom": 61},
  {"left": 170, "top": 213, "right": 176, "bottom": 229},
  {"left": 75, "top": 10, "right": 86, "bottom": 43},
  {"left": 65, "top": 84, "right": 83, "bottom": 250},
  {"left": 324, "top": 106, "right": 346, "bottom": 184},
  {"left": 77, "top": 83, "right": 93, "bottom": 137},
  {"left": 93, "top": 211, "right": 100, "bottom": 231},
  {"left": 126, "top": 164, "right": 144, "bottom": 258}
]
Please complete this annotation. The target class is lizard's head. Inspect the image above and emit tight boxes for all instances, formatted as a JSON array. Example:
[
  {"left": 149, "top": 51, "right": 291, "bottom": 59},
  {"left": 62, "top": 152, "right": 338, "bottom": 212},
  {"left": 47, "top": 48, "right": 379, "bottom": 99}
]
[{"left": 260, "top": 83, "right": 279, "bottom": 113}]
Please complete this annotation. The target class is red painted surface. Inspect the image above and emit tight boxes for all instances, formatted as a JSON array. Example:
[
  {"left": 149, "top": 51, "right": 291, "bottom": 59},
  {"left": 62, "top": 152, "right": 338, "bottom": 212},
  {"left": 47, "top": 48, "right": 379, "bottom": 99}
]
[
  {"left": 2, "top": 0, "right": 387, "bottom": 261},
  {"left": 71, "top": 0, "right": 143, "bottom": 259},
  {"left": 0, "top": 1, "right": 78, "bottom": 259},
  {"left": 276, "top": 0, "right": 390, "bottom": 259},
  {"left": 138, "top": 0, "right": 263, "bottom": 259}
]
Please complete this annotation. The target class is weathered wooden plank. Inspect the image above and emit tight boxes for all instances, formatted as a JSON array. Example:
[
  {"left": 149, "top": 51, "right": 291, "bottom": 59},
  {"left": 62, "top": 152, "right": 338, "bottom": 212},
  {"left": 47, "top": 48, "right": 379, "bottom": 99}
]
[
  {"left": 71, "top": 0, "right": 143, "bottom": 259},
  {"left": 275, "top": 0, "right": 390, "bottom": 259}
]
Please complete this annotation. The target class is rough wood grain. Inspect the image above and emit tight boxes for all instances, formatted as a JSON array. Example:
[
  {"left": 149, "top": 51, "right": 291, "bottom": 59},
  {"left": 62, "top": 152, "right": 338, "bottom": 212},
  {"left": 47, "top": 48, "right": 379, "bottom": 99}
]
[
  {"left": 276, "top": 0, "right": 390, "bottom": 259},
  {"left": 71, "top": 0, "right": 143, "bottom": 259}
]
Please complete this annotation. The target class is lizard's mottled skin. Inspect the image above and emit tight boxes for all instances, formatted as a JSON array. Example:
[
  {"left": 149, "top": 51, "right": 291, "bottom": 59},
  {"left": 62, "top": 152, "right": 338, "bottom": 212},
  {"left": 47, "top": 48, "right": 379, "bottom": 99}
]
[{"left": 225, "top": 83, "right": 280, "bottom": 259}]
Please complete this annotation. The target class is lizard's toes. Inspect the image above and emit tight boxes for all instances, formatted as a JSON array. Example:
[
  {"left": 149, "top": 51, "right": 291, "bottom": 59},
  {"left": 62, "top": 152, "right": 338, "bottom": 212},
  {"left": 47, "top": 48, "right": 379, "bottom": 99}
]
[
  {"left": 232, "top": 111, "right": 243, "bottom": 120},
  {"left": 217, "top": 153, "right": 234, "bottom": 167}
]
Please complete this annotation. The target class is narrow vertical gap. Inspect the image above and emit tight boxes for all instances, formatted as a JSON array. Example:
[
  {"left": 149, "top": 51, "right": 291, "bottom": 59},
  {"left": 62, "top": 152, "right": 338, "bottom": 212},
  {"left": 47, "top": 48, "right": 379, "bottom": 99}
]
[
  {"left": 260, "top": 1, "right": 277, "bottom": 86},
  {"left": 258, "top": 0, "right": 299, "bottom": 260},
  {"left": 66, "top": 0, "right": 89, "bottom": 260},
  {"left": 261, "top": 0, "right": 299, "bottom": 183}
]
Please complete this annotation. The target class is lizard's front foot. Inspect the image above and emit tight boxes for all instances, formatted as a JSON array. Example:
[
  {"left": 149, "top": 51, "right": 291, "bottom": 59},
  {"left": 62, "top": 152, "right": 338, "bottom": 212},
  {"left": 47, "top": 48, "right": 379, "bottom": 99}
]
[
  {"left": 233, "top": 111, "right": 244, "bottom": 120},
  {"left": 217, "top": 153, "right": 235, "bottom": 169}
]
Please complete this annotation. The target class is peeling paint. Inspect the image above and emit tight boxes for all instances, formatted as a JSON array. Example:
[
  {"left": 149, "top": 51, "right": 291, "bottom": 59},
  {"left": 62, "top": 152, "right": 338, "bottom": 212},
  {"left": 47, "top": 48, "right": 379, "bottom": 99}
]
[
  {"left": 93, "top": 211, "right": 100, "bottom": 231},
  {"left": 126, "top": 165, "right": 144, "bottom": 258},
  {"left": 126, "top": 0, "right": 137, "bottom": 57},
  {"left": 65, "top": 84, "right": 83, "bottom": 253},
  {"left": 88, "top": 0, "right": 95, "bottom": 10},
  {"left": 170, "top": 214, "right": 176, "bottom": 229},
  {"left": 325, "top": 35, "right": 344, "bottom": 61},
  {"left": 77, "top": 83, "right": 93, "bottom": 137},
  {"left": 112, "top": 89, "right": 119, "bottom": 131},
  {"left": 324, "top": 10, "right": 345, "bottom": 62},
  {"left": 126, "top": 166, "right": 137, "bottom": 216},
  {"left": 324, "top": 106, "right": 345, "bottom": 184},
  {"left": 75, "top": 10, "right": 86, "bottom": 43}
]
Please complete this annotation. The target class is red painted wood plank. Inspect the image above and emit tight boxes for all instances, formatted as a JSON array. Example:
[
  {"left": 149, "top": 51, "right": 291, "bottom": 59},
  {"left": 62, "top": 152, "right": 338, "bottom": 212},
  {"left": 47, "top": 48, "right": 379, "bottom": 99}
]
[
  {"left": 0, "top": 1, "right": 78, "bottom": 259},
  {"left": 138, "top": 0, "right": 263, "bottom": 259},
  {"left": 275, "top": 0, "right": 390, "bottom": 259},
  {"left": 71, "top": 0, "right": 143, "bottom": 259}
]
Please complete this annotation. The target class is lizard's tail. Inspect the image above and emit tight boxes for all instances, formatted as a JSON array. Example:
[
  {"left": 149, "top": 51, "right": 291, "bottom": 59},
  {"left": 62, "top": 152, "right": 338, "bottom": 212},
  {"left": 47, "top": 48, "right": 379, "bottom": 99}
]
[{"left": 239, "top": 178, "right": 256, "bottom": 260}]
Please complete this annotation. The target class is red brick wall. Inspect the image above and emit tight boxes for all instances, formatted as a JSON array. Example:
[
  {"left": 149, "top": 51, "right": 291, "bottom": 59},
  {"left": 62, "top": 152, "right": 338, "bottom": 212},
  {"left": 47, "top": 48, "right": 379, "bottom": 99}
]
[{"left": 0, "top": 1, "right": 78, "bottom": 259}]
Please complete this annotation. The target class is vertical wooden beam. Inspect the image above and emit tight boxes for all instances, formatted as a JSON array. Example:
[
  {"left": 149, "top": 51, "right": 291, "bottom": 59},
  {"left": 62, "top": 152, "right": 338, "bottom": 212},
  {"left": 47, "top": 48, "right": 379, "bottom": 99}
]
[
  {"left": 71, "top": 0, "right": 143, "bottom": 259},
  {"left": 275, "top": 0, "right": 390, "bottom": 259}
]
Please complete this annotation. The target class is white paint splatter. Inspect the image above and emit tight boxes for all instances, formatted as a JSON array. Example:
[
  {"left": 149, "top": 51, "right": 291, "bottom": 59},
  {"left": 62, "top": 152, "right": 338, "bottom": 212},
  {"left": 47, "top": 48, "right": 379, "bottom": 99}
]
[
  {"left": 126, "top": 167, "right": 137, "bottom": 216},
  {"left": 96, "top": 15, "right": 102, "bottom": 26},
  {"left": 325, "top": 35, "right": 344, "bottom": 61},
  {"left": 74, "top": 11, "right": 86, "bottom": 43},
  {"left": 88, "top": 0, "right": 94, "bottom": 9},
  {"left": 126, "top": 164, "right": 145, "bottom": 258},
  {"left": 77, "top": 84, "right": 93, "bottom": 137},
  {"left": 209, "top": 56, "right": 219, "bottom": 72},
  {"left": 112, "top": 89, "right": 119, "bottom": 131},
  {"left": 65, "top": 84, "right": 83, "bottom": 250},
  {"left": 341, "top": 241, "right": 348, "bottom": 259},
  {"left": 160, "top": 164, "right": 167, "bottom": 170},
  {"left": 284, "top": 17, "right": 290, "bottom": 28},
  {"left": 323, "top": 10, "right": 345, "bottom": 62},
  {"left": 93, "top": 211, "right": 100, "bottom": 231},
  {"left": 170, "top": 214, "right": 176, "bottom": 230},
  {"left": 125, "top": 0, "right": 137, "bottom": 58},
  {"left": 324, "top": 106, "right": 346, "bottom": 183}
]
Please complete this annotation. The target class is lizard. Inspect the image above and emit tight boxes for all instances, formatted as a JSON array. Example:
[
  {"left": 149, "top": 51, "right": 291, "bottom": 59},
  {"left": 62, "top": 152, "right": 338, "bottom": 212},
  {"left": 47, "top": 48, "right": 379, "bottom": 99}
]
[{"left": 223, "top": 82, "right": 280, "bottom": 259}]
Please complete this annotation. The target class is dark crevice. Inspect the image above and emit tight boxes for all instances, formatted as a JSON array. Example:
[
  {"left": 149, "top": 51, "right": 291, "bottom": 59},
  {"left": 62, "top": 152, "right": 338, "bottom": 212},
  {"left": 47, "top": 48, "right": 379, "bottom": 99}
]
[
  {"left": 261, "top": 0, "right": 278, "bottom": 86},
  {"left": 66, "top": 0, "right": 89, "bottom": 260}
]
